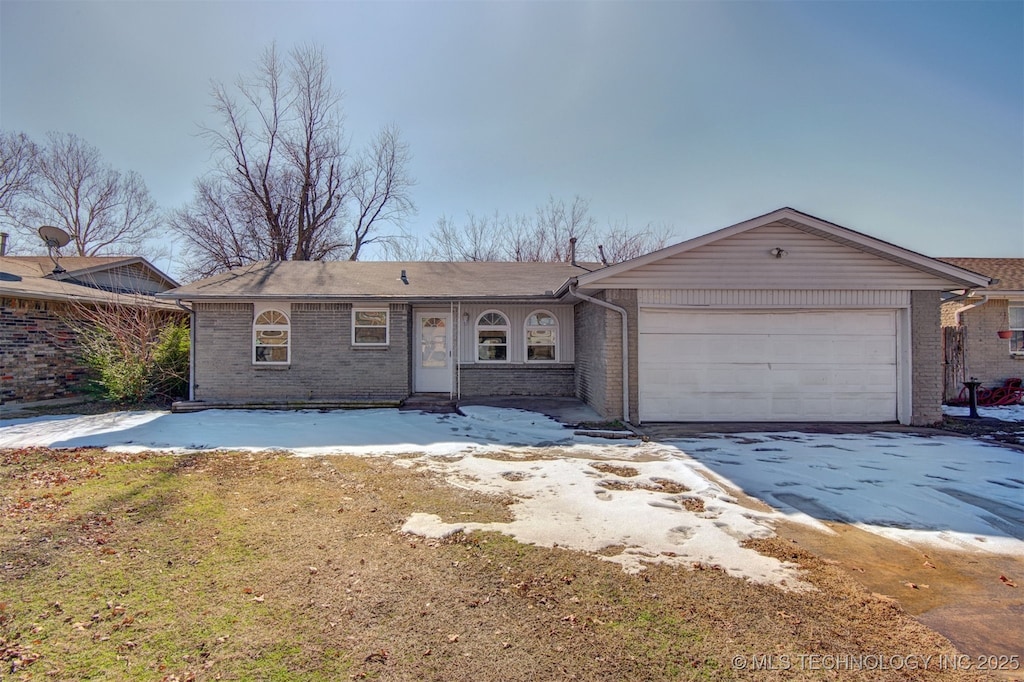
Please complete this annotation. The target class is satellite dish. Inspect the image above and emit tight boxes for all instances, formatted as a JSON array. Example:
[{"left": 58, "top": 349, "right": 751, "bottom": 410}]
[
  {"left": 38, "top": 225, "right": 71, "bottom": 248},
  {"left": 38, "top": 225, "right": 72, "bottom": 275}
]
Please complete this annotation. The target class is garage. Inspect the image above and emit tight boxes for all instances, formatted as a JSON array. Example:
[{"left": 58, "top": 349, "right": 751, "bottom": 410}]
[{"left": 638, "top": 309, "right": 898, "bottom": 422}]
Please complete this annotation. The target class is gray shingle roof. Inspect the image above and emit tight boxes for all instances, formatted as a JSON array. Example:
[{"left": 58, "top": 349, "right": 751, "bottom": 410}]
[
  {"left": 162, "top": 260, "right": 599, "bottom": 300},
  {"left": 0, "top": 255, "right": 178, "bottom": 306}
]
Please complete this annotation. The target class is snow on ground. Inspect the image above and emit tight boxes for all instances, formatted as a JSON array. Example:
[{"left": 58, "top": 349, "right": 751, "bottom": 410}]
[
  {"left": 672, "top": 432, "right": 1024, "bottom": 556},
  {"left": 2, "top": 407, "right": 1022, "bottom": 588},
  {"left": 944, "top": 403, "right": 1024, "bottom": 422}
]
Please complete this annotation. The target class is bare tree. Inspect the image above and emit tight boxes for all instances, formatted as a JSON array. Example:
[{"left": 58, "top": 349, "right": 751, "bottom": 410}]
[
  {"left": 424, "top": 196, "right": 669, "bottom": 264},
  {"left": 349, "top": 125, "right": 415, "bottom": 260},
  {"left": 531, "top": 196, "right": 597, "bottom": 262},
  {"left": 591, "top": 221, "right": 674, "bottom": 264},
  {"left": 168, "top": 177, "right": 276, "bottom": 279},
  {"left": 171, "top": 43, "right": 415, "bottom": 274},
  {"left": 426, "top": 213, "right": 506, "bottom": 261},
  {"left": 0, "top": 131, "right": 38, "bottom": 236},
  {"left": 18, "top": 132, "right": 159, "bottom": 256}
]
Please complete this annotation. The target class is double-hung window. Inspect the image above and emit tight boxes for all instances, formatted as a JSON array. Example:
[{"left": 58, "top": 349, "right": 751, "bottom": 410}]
[
  {"left": 353, "top": 309, "right": 389, "bottom": 346},
  {"left": 477, "top": 311, "right": 509, "bottom": 361},
  {"left": 253, "top": 306, "right": 290, "bottom": 364},
  {"left": 525, "top": 310, "right": 557, "bottom": 361},
  {"left": 1009, "top": 304, "right": 1024, "bottom": 355}
]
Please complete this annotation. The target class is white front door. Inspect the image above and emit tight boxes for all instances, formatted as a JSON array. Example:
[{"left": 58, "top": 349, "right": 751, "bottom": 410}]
[{"left": 415, "top": 313, "right": 452, "bottom": 393}]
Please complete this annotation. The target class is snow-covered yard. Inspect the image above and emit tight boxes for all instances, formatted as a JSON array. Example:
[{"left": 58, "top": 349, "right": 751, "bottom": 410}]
[
  {"left": 1, "top": 407, "right": 1021, "bottom": 589},
  {"left": 943, "top": 402, "right": 1024, "bottom": 422}
]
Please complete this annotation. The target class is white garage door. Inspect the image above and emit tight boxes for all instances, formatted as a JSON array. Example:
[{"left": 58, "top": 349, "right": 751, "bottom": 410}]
[{"left": 638, "top": 309, "right": 898, "bottom": 422}]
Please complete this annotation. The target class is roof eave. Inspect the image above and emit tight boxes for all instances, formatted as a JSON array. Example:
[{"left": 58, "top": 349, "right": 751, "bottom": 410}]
[{"left": 575, "top": 207, "right": 994, "bottom": 290}]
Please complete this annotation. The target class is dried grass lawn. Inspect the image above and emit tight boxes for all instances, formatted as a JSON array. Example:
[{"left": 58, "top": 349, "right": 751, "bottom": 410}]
[{"left": 0, "top": 448, "right": 994, "bottom": 681}]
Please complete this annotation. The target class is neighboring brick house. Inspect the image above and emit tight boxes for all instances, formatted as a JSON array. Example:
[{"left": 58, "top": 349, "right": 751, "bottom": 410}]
[
  {"left": 161, "top": 208, "right": 990, "bottom": 426},
  {"left": 938, "top": 258, "right": 1024, "bottom": 400},
  {"left": 0, "top": 256, "right": 179, "bottom": 406}
]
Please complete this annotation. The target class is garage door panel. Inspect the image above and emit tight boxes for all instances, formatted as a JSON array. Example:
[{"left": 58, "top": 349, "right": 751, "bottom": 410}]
[{"left": 639, "top": 309, "right": 898, "bottom": 422}]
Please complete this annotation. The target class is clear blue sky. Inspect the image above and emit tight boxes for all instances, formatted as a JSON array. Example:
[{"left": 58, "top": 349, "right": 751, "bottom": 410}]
[{"left": 1, "top": 0, "right": 1021, "bottom": 274}]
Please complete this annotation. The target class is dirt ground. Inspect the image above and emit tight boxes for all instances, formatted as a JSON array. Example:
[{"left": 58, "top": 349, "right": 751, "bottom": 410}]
[
  {"left": 1, "top": 446, "right": 1012, "bottom": 681},
  {"left": 772, "top": 520, "right": 1023, "bottom": 659}
]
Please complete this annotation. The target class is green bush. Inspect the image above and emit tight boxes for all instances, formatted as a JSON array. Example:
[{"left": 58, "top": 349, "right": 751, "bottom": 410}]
[
  {"left": 152, "top": 321, "right": 191, "bottom": 399},
  {"left": 78, "top": 316, "right": 190, "bottom": 404}
]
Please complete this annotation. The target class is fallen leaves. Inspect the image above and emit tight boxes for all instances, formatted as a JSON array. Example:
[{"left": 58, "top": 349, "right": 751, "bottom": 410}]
[{"left": 999, "top": 575, "right": 1017, "bottom": 588}]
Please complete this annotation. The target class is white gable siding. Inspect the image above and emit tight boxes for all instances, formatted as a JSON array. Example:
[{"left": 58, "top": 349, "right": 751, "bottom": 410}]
[
  {"left": 639, "top": 289, "right": 910, "bottom": 308},
  {"left": 593, "top": 222, "right": 958, "bottom": 290}
]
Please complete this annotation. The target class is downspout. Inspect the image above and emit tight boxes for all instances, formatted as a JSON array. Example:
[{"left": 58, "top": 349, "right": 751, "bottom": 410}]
[
  {"left": 456, "top": 301, "right": 462, "bottom": 400},
  {"left": 175, "top": 299, "right": 195, "bottom": 402},
  {"left": 454, "top": 296, "right": 458, "bottom": 399},
  {"left": 953, "top": 294, "right": 988, "bottom": 325},
  {"left": 568, "top": 281, "right": 630, "bottom": 424}
]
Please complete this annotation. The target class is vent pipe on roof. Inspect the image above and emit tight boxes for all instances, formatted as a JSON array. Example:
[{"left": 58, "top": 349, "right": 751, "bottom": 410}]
[
  {"left": 0, "top": 232, "right": 7, "bottom": 256},
  {"left": 400, "top": 269, "right": 409, "bottom": 285},
  {"left": 597, "top": 244, "right": 608, "bottom": 266},
  {"left": 569, "top": 237, "right": 577, "bottom": 266}
]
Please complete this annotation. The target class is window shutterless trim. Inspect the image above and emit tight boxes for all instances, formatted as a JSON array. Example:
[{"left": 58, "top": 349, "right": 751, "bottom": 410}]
[
  {"left": 524, "top": 309, "right": 558, "bottom": 362},
  {"left": 352, "top": 308, "right": 390, "bottom": 346},
  {"left": 253, "top": 306, "right": 291, "bottom": 365},
  {"left": 476, "top": 309, "right": 510, "bottom": 363}
]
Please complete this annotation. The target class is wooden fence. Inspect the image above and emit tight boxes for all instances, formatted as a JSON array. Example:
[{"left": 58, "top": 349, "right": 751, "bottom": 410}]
[{"left": 942, "top": 326, "right": 965, "bottom": 403}]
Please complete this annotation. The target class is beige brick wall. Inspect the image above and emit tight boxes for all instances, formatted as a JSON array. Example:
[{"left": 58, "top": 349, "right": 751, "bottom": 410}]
[
  {"left": 911, "top": 290, "right": 943, "bottom": 425},
  {"left": 573, "top": 298, "right": 613, "bottom": 417},
  {"left": 572, "top": 291, "right": 639, "bottom": 423},
  {"left": 193, "top": 301, "right": 410, "bottom": 402},
  {"left": 952, "top": 299, "right": 1024, "bottom": 387}
]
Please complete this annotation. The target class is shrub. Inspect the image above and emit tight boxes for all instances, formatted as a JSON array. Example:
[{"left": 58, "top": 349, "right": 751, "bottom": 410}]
[{"left": 71, "top": 305, "right": 190, "bottom": 405}]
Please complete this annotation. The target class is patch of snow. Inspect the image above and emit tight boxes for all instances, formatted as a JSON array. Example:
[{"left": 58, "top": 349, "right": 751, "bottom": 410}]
[
  {"left": 944, "top": 403, "right": 1024, "bottom": 422},
  {"left": 2, "top": 407, "right": 1021, "bottom": 589},
  {"left": 673, "top": 432, "right": 1024, "bottom": 556}
]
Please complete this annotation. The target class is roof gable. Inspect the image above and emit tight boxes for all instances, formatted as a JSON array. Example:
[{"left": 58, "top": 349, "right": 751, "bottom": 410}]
[
  {"left": 572, "top": 208, "right": 992, "bottom": 292},
  {"left": 0, "top": 255, "right": 178, "bottom": 304},
  {"left": 0, "top": 255, "right": 178, "bottom": 291}
]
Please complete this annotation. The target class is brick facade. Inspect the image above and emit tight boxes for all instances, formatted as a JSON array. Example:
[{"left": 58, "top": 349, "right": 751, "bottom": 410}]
[
  {"left": 572, "top": 291, "right": 638, "bottom": 422},
  {"left": 193, "top": 301, "right": 410, "bottom": 402},
  {"left": 1, "top": 297, "right": 88, "bottom": 404},
  {"left": 459, "top": 364, "right": 575, "bottom": 397},
  {"left": 910, "top": 290, "right": 943, "bottom": 425},
  {"left": 942, "top": 298, "right": 1023, "bottom": 388}
]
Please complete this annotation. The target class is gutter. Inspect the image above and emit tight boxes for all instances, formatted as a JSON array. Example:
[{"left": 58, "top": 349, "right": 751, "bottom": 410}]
[
  {"left": 953, "top": 294, "right": 989, "bottom": 325},
  {"left": 568, "top": 281, "right": 631, "bottom": 424},
  {"left": 175, "top": 299, "right": 196, "bottom": 402}
]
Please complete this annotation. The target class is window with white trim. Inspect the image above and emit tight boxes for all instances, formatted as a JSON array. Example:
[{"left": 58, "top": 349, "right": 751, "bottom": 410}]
[
  {"left": 1009, "top": 304, "right": 1024, "bottom": 355},
  {"left": 253, "top": 307, "right": 290, "bottom": 364},
  {"left": 476, "top": 311, "right": 509, "bottom": 362},
  {"left": 525, "top": 310, "right": 557, "bottom": 362},
  {"left": 353, "top": 309, "right": 389, "bottom": 346}
]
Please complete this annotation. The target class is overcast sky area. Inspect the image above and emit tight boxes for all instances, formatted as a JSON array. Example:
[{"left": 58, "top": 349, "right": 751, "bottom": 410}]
[{"left": 1, "top": 1, "right": 1021, "bottom": 278}]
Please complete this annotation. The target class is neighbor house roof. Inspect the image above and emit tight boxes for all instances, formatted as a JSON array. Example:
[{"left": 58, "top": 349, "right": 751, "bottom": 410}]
[
  {"left": 0, "top": 255, "right": 179, "bottom": 306},
  {"left": 6, "top": 256, "right": 178, "bottom": 291},
  {"left": 160, "top": 260, "right": 598, "bottom": 301},
  {"left": 937, "top": 258, "right": 1024, "bottom": 296},
  {"left": 562, "top": 207, "right": 993, "bottom": 294}
]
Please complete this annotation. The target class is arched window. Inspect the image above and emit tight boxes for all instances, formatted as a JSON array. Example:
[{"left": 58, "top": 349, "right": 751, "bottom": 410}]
[
  {"left": 525, "top": 310, "right": 557, "bottom": 362},
  {"left": 253, "top": 307, "right": 290, "bottom": 364},
  {"left": 476, "top": 310, "right": 509, "bottom": 362}
]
